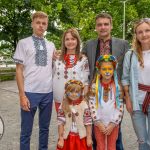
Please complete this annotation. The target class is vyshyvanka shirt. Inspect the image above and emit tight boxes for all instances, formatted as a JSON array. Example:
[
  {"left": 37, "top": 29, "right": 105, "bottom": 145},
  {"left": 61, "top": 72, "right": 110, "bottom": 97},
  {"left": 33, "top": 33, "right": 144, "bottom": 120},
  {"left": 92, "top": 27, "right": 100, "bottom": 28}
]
[{"left": 13, "top": 36, "right": 55, "bottom": 93}]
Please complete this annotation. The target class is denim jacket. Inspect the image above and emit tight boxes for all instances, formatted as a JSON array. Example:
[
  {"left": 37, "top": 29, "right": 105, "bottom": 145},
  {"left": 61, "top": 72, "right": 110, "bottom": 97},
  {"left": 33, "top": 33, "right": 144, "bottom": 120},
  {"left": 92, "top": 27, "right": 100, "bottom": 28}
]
[{"left": 121, "top": 50, "right": 140, "bottom": 111}]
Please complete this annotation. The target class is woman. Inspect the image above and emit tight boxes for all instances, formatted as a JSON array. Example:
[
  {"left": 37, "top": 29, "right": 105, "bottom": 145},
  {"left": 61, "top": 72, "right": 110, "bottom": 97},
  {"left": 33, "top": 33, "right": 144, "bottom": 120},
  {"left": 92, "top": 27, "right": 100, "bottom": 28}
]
[
  {"left": 53, "top": 28, "right": 90, "bottom": 112},
  {"left": 122, "top": 18, "right": 150, "bottom": 150}
]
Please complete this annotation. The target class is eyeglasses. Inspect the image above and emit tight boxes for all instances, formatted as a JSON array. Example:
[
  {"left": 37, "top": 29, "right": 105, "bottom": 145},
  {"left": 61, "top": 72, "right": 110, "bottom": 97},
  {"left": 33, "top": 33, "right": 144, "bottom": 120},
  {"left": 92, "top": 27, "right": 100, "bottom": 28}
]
[
  {"left": 135, "top": 18, "right": 150, "bottom": 24},
  {"left": 134, "top": 18, "right": 150, "bottom": 32}
]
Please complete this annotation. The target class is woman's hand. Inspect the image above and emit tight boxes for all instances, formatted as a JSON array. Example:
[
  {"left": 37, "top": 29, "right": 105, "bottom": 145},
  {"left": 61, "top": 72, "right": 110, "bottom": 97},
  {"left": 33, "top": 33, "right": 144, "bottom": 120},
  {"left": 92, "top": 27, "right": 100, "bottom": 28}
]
[{"left": 125, "top": 96, "right": 133, "bottom": 114}]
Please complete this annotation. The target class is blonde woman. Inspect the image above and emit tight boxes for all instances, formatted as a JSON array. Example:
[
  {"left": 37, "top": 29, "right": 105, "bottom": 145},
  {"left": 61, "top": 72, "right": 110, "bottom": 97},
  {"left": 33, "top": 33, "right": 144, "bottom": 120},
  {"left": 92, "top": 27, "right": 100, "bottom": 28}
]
[{"left": 122, "top": 18, "right": 150, "bottom": 150}]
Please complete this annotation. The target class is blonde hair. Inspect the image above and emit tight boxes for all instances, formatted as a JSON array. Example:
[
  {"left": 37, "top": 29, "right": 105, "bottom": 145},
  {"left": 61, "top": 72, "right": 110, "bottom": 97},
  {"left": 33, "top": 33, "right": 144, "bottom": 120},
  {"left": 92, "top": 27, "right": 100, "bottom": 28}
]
[
  {"left": 62, "top": 83, "right": 83, "bottom": 114},
  {"left": 132, "top": 18, "right": 150, "bottom": 67},
  {"left": 60, "top": 28, "right": 81, "bottom": 62},
  {"left": 32, "top": 11, "right": 48, "bottom": 21}
]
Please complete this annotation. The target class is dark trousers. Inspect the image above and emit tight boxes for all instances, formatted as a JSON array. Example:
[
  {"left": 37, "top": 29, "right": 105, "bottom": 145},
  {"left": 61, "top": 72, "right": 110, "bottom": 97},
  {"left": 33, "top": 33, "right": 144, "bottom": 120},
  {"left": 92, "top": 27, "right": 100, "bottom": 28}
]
[
  {"left": 20, "top": 92, "right": 53, "bottom": 150},
  {"left": 92, "top": 124, "right": 124, "bottom": 150}
]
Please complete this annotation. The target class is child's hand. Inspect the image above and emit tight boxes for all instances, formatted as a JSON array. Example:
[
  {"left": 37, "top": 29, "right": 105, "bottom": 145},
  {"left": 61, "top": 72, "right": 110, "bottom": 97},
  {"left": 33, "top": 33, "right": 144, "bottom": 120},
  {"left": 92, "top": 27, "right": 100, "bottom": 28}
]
[
  {"left": 86, "top": 136, "right": 92, "bottom": 147},
  {"left": 57, "top": 137, "right": 64, "bottom": 149},
  {"left": 105, "top": 122, "right": 116, "bottom": 135},
  {"left": 96, "top": 122, "right": 106, "bottom": 134}
]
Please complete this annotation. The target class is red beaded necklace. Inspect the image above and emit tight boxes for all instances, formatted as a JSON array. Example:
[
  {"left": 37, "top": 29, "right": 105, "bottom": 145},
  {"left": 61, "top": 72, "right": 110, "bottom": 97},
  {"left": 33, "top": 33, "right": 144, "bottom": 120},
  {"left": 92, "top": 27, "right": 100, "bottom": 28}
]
[
  {"left": 101, "top": 80, "right": 113, "bottom": 90},
  {"left": 64, "top": 54, "right": 77, "bottom": 68},
  {"left": 64, "top": 54, "right": 77, "bottom": 79}
]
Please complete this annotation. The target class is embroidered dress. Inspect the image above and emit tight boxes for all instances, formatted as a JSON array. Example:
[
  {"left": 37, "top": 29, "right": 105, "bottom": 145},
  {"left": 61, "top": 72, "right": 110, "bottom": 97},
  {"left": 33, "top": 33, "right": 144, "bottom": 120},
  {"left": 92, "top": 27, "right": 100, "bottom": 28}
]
[
  {"left": 53, "top": 55, "right": 90, "bottom": 103},
  {"left": 57, "top": 100, "right": 92, "bottom": 150}
]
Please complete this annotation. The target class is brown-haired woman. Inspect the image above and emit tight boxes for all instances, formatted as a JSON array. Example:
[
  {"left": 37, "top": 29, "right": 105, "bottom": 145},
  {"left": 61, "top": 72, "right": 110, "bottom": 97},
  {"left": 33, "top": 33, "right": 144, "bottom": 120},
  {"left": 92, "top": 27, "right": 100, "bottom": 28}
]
[
  {"left": 122, "top": 18, "right": 150, "bottom": 150},
  {"left": 53, "top": 28, "right": 90, "bottom": 112}
]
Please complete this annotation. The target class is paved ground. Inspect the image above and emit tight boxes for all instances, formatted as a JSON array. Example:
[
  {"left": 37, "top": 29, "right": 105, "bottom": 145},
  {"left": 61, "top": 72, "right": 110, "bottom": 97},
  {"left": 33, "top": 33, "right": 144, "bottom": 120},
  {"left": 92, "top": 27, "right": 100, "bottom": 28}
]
[{"left": 0, "top": 80, "right": 138, "bottom": 150}]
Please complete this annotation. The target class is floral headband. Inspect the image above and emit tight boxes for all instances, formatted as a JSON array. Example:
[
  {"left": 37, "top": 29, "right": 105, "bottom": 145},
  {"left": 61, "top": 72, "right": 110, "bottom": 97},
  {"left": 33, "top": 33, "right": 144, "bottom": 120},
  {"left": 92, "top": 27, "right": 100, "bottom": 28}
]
[
  {"left": 65, "top": 80, "right": 84, "bottom": 90},
  {"left": 96, "top": 55, "right": 117, "bottom": 71}
]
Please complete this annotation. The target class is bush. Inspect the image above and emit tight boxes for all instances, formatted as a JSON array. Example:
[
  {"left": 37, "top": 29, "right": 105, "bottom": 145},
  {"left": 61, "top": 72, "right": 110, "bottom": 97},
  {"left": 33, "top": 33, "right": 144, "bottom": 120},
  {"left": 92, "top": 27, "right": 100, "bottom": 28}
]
[{"left": 0, "top": 68, "right": 16, "bottom": 81}]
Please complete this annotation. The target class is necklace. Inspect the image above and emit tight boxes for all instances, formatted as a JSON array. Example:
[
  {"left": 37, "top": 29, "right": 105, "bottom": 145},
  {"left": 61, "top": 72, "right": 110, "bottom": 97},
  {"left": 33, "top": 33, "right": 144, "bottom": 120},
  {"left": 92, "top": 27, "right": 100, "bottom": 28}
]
[
  {"left": 64, "top": 54, "right": 77, "bottom": 68},
  {"left": 64, "top": 54, "right": 77, "bottom": 79},
  {"left": 101, "top": 80, "right": 113, "bottom": 102}
]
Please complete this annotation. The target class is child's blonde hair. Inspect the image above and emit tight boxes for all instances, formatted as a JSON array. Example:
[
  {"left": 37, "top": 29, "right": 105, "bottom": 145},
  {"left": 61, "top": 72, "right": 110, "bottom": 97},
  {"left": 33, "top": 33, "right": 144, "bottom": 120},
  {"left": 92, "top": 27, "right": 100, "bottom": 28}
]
[{"left": 62, "top": 80, "right": 84, "bottom": 114}]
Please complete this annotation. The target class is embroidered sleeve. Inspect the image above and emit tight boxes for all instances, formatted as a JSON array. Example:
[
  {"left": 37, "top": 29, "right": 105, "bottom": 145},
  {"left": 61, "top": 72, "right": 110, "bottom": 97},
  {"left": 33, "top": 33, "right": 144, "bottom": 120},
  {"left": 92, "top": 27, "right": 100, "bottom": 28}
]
[
  {"left": 81, "top": 56, "right": 90, "bottom": 85},
  {"left": 88, "top": 96, "right": 101, "bottom": 124},
  {"left": 57, "top": 107, "right": 66, "bottom": 125},
  {"left": 84, "top": 107, "right": 92, "bottom": 125},
  {"left": 13, "top": 40, "right": 26, "bottom": 65},
  {"left": 111, "top": 86, "right": 124, "bottom": 125}
]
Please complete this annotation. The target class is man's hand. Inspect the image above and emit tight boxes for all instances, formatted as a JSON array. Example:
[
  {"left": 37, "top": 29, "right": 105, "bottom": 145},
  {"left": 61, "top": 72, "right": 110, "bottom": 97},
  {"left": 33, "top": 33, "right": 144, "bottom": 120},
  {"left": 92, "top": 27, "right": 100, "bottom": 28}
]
[
  {"left": 20, "top": 96, "right": 30, "bottom": 111},
  {"left": 57, "top": 137, "right": 64, "bottom": 149},
  {"left": 105, "top": 122, "right": 116, "bottom": 135}
]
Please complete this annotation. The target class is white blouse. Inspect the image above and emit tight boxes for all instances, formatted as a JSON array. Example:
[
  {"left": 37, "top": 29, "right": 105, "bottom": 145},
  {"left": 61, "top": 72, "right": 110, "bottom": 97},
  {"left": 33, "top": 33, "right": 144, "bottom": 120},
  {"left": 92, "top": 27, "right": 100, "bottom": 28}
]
[
  {"left": 89, "top": 84, "right": 123, "bottom": 126},
  {"left": 53, "top": 55, "right": 90, "bottom": 103},
  {"left": 138, "top": 49, "right": 150, "bottom": 104}
]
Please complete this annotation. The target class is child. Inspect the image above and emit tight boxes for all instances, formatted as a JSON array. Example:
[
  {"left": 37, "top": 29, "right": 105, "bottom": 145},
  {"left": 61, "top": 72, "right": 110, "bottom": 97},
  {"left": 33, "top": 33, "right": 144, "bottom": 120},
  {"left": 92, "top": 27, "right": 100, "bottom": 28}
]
[
  {"left": 56, "top": 80, "right": 92, "bottom": 150},
  {"left": 89, "top": 55, "right": 123, "bottom": 150}
]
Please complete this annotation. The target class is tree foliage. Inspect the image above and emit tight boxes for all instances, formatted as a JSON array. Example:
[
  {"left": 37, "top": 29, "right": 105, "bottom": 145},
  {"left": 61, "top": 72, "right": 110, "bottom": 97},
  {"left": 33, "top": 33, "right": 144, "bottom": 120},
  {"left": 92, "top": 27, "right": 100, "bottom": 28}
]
[{"left": 0, "top": 0, "right": 150, "bottom": 55}]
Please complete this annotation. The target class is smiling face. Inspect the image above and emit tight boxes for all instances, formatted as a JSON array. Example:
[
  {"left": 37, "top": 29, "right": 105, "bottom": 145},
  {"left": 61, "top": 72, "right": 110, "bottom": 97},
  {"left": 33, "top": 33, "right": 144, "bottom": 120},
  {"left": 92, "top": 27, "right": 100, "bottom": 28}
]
[
  {"left": 99, "top": 62, "right": 114, "bottom": 81},
  {"left": 64, "top": 32, "right": 78, "bottom": 52},
  {"left": 95, "top": 17, "right": 112, "bottom": 40},
  {"left": 136, "top": 22, "right": 150, "bottom": 46}
]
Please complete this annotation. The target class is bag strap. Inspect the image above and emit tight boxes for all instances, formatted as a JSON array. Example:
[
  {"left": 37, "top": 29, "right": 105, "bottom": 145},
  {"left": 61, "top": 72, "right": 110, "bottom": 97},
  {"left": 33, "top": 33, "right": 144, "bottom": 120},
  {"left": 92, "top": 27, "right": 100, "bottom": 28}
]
[{"left": 129, "top": 50, "right": 133, "bottom": 72}]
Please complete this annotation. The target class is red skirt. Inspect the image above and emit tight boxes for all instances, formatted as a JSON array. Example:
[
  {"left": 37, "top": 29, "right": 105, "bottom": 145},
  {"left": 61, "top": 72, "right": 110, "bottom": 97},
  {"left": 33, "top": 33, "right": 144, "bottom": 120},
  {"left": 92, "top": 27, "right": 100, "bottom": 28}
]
[{"left": 56, "top": 132, "right": 92, "bottom": 150}]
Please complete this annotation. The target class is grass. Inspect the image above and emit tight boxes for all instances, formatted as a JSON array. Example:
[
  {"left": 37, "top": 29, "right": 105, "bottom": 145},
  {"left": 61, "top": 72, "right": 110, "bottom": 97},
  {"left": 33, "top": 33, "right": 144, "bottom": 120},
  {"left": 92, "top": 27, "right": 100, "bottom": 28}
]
[{"left": 0, "top": 68, "right": 16, "bottom": 81}]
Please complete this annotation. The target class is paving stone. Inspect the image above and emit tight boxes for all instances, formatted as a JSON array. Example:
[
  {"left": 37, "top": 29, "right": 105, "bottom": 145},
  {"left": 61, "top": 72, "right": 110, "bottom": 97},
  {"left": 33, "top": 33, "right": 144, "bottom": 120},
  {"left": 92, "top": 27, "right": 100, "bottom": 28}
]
[{"left": 0, "top": 81, "right": 138, "bottom": 150}]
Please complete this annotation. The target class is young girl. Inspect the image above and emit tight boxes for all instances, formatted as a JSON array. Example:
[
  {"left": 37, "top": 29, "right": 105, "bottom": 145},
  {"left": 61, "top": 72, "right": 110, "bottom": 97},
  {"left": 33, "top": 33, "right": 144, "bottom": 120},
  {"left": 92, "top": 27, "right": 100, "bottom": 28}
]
[
  {"left": 56, "top": 80, "right": 92, "bottom": 150},
  {"left": 89, "top": 55, "right": 123, "bottom": 150}
]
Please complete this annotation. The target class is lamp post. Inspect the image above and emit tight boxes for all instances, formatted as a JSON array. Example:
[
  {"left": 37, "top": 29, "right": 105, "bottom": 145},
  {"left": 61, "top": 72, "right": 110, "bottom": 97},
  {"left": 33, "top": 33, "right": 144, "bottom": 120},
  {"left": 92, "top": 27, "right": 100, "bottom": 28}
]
[{"left": 122, "top": 0, "right": 127, "bottom": 40}]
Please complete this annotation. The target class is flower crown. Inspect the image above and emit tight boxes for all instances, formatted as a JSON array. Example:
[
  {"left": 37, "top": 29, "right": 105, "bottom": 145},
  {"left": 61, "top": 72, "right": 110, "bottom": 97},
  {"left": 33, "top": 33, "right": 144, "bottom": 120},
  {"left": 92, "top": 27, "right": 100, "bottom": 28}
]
[
  {"left": 96, "top": 55, "right": 117, "bottom": 71},
  {"left": 65, "top": 80, "right": 84, "bottom": 90}
]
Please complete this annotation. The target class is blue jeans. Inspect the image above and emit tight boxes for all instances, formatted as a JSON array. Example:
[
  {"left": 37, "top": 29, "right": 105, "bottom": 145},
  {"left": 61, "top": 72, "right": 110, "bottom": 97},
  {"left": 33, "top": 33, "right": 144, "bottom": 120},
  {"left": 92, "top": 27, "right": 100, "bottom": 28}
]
[
  {"left": 131, "top": 105, "right": 150, "bottom": 150},
  {"left": 116, "top": 126, "right": 124, "bottom": 150},
  {"left": 20, "top": 92, "right": 53, "bottom": 150}
]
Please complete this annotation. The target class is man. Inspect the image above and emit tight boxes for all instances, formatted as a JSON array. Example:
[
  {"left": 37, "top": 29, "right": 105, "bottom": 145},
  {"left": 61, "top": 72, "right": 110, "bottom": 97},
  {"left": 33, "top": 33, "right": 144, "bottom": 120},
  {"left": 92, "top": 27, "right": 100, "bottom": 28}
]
[
  {"left": 82, "top": 12, "right": 129, "bottom": 150},
  {"left": 13, "top": 11, "right": 55, "bottom": 150}
]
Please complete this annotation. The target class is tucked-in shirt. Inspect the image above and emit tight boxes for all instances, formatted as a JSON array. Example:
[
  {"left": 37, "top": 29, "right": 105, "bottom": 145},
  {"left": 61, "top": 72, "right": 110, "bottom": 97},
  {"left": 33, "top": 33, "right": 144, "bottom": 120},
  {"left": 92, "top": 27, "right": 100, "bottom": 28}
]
[
  {"left": 138, "top": 50, "right": 150, "bottom": 104},
  {"left": 13, "top": 36, "right": 55, "bottom": 93}
]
